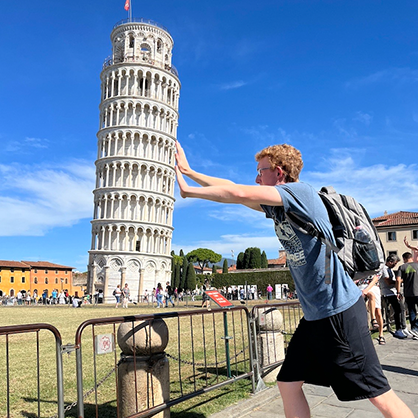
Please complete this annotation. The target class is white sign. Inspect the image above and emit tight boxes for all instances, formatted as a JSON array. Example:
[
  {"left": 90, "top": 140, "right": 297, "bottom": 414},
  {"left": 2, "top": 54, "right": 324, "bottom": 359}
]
[{"left": 95, "top": 333, "right": 115, "bottom": 355}]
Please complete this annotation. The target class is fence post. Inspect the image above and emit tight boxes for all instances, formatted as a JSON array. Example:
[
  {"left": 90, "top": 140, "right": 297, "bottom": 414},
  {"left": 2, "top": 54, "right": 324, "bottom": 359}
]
[
  {"left": 222, "top": 311, "right": 231, "bottom": 378},
  {"left": 117, "top": 318, "right": 170, "bottom": 417}
]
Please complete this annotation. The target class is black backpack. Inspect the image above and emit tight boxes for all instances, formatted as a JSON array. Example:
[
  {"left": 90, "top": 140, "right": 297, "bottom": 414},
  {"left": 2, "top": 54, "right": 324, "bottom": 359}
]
[{"left": 286, "top": 186, "right": 385, "bottom": 283}]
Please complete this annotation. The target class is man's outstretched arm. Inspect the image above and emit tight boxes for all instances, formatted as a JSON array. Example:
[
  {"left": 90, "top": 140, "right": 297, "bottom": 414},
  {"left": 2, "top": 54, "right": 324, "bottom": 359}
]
[
  {"left": 175, "top": 141, "right": 236, "bottom": 187},
  {"left": 404, "top": 236, "right": 418, "bottom": 252},
  {"left": 175, "top": 167, "right": 282, "bottom": 212}
]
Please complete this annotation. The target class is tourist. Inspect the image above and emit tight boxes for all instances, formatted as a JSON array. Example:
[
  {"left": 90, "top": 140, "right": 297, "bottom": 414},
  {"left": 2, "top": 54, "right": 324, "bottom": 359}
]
[{"left": 114, "top": 285, "right": 122, "bottom": 308}]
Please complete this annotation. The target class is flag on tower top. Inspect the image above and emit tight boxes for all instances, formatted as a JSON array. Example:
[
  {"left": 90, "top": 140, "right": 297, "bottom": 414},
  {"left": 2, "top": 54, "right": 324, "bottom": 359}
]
[{"left": 124, "top": 0, "right": 130, "bottom": 11}]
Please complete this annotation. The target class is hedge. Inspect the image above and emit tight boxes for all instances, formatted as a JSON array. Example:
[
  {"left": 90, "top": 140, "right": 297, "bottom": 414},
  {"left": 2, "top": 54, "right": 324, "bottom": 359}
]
[{"left": 196, "top": 269, "right": 295, "bottom": 294}]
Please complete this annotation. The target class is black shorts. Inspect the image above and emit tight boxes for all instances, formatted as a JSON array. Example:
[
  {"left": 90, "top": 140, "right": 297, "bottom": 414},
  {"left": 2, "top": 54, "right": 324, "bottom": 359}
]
[{"left": 277, "top": 296, "right": 390, "bottom": 401}]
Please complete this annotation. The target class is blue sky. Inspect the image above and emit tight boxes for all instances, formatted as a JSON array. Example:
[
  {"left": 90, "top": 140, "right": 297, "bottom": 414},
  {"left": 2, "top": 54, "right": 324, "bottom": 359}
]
[{"left": 1, "top": 0, "right": 418, "bottom": 271}]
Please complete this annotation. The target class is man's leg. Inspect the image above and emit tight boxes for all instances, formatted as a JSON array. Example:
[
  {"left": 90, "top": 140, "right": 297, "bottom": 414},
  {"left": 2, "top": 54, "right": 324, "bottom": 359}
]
[
  {"left": 277, "top": 381, "right": 310, "bottom": 418},
  {"left": 387, "top": 296, "right": 402, "bottom": 330},
  {"left": 405, "top": 297, "right": 417, "bottom": 329},
  {"left": 375, "top": 308, "right": 385, "bottom": 343},
  {"left": 369, "top": 389, "right": 414, "bottom": 418}
]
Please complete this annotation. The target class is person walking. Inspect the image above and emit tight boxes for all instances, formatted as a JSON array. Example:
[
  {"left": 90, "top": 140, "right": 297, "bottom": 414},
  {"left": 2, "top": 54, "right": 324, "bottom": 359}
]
[
  {"left": 122, "top": 283, "right": 130, "bottom": 308},
  {"left": 114, "top": 285, "right": 122, "bottom": 308},
  {"left": 155, "top": 283, "right": 163, "bottom": 308},
  {"left": 175, "top": 140, "right": 413, "bottom": 418},
  {"left": 165, "top": 282, "right": 175, "bottom": 307}
]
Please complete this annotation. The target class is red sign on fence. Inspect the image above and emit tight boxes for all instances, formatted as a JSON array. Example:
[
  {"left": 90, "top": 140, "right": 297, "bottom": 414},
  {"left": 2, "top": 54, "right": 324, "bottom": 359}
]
[{"left": 204, "top": 290, "right": 234, "bottom": 308}]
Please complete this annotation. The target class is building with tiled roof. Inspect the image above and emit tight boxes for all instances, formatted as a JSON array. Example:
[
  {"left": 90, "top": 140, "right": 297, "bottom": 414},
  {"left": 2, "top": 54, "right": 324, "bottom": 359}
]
[
  {"left": 21, "top": 261, "right": 75, "bottom": 270},
  {"left": 0, "top": 261, "right": 31, "bottom": 298},
  {"left": 0, "top": 260, "right": 82, "bottom": 299},
  {"left": 267, "top": 250, "right": 287, "bottom": 269},
  {"left": 372, "top": 211, "right": 418, "bottom": 258},
  {"left": 0, "top": 260, "right": 31, "bottom": 268}
]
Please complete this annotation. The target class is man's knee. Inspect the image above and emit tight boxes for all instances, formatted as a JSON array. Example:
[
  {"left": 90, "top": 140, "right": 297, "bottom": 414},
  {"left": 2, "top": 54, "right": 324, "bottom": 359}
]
[{"left": 277, "top": 380, "right": 304, "bottom": 394}]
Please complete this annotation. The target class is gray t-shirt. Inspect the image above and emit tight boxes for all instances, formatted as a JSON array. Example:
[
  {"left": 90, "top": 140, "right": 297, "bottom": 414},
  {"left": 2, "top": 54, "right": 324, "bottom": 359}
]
[
  {"left": 396, "top": 262, "right": 418, "bottom": 297},
  {"left": 379, "top": 266, "right": 396, "bottom": 297},
  {"left": 261, "top": 182, "right": 361, "bottom": 321}
]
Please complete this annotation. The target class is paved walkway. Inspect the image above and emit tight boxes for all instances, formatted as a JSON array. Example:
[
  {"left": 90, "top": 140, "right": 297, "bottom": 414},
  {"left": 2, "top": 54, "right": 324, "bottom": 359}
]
[{"left": 209, "top": 334, "right": 418, "bottom": 418}]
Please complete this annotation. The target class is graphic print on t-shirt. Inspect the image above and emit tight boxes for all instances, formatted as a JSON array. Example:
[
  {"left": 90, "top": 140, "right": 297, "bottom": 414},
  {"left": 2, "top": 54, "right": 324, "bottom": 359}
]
[
  {"left": 406, "top": 265, "right": 417, "bottom": 274},
  {"left": 274, "top": 219, "right": 306, "bottom": 267}
]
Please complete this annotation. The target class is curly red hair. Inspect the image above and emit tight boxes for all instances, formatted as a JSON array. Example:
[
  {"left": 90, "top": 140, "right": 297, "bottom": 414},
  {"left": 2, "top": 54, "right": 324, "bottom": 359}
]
[{"left": 255, "top": 144, "right": 303, "bottom": 183}]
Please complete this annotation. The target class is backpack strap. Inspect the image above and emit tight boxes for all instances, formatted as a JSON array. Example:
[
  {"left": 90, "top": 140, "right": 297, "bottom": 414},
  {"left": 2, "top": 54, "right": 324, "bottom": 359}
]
[{"left": 285, "top": 211, "right": 339, "bottom": 285}]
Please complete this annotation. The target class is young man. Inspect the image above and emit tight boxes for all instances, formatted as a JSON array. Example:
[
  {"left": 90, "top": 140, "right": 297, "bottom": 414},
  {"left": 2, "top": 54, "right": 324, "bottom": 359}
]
[
  {"left": 380, "top": 255, "right": 411, "bottom": 339},
  {"left": 396, "top": 252, "right": 418, "bottom": 338},
  {"left": 165, "top": 281, "right": 175, "bottom": 307},
  {"left": 175, "top": 141, "right": 413, "bottom": 418}
]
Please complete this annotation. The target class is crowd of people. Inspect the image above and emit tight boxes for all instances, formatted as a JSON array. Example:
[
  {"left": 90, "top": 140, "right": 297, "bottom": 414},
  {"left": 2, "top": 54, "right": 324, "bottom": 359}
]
[
  {"left": 356, "top": 236, "right": 418, "bottom": 345},
  {"left": 0, "top": 289, "right": 78, "bottom": 306}
]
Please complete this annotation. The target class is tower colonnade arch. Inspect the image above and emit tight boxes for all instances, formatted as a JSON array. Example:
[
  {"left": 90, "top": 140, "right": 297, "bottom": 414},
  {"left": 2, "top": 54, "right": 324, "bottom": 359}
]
[
  {"left": 101, "top": 67, "right": 180, "bottom": 110},
  {"left": 97, "top": 130, "right": 176, "bottom": 163}
]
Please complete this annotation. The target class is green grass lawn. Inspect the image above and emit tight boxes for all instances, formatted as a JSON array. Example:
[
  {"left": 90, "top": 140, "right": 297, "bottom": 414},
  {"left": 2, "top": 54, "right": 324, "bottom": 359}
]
[{"left": 0, "top": 300, "right": 299, "bottom": 418}]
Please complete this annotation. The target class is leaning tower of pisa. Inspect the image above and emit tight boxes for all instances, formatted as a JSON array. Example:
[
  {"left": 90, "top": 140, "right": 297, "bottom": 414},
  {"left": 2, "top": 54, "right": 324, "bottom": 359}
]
[{"left": 87, "top": 18, "right": 180, "bottom": 302}]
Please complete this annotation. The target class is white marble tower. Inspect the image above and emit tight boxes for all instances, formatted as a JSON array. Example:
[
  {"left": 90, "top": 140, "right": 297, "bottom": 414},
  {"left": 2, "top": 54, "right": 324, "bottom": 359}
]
[{"left": 87, "top": 18, "right": 179, "bottom": 301}]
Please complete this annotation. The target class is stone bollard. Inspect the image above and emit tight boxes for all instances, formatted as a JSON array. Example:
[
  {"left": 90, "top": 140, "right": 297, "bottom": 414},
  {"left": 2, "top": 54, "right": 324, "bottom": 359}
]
[
  {"left": 117, "top": 318, "right": 170, "bottom": 418},
  {"left": 256, "top": 307, "right": 285, "bottom": 383}
]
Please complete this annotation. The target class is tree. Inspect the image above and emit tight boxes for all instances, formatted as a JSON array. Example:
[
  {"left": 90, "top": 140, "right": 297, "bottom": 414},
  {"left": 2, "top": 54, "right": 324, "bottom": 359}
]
[
  {"left": 186, "top": 248, "right": 222, "bottom": 274},
  {"left": 212, "top": 264, "right": 217, "bottom": 274},
  {"left": 174, "top": 263, "right": 181, "bottom": 289},
  {"left": 180, "top": 256, "right": 188, "bottom": 290},
  {"left": 248, "top": 247, "right": 261, "bottom": 269},
  {"left": 243, "top": 248, "right": 251, "bottom": 269},
  {"left": 261, "top": 251, "right": 268, "bottom": 269},
  {"left": 236, "top": 252, "right": 245, "bottom": 269},
  {"left": 179, "top": 249, "right": 184, "bottom": 257},
  {"left": 185, "top": 262, "right": 196, "bottom": 291},
  {"left": 171, "top": 251, "right": 183, "bottom": 288},
  {"left": 222, "top": 259, "right": 229, "bottom": 274}
]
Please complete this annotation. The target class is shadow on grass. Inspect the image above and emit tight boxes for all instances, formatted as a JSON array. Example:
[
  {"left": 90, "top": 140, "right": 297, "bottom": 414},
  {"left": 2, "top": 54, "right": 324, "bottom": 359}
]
[
  {"left": 20, "top": 399, "right": 207, "bottom": 418},
  {"left": 20, "top": 399, "right": 116, "bottom": 418},
  {"left": 21, "top": 388, "right": 238, "bottom": 418}
]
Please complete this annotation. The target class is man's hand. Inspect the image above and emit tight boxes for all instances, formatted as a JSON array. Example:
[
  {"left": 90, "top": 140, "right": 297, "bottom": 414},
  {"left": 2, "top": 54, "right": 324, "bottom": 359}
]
[
  {"left": 175, "top": 141, "right": 192, "bottom": 175},
  {"left": 175, "top": 166, "right": 189, "bottom": 198}
]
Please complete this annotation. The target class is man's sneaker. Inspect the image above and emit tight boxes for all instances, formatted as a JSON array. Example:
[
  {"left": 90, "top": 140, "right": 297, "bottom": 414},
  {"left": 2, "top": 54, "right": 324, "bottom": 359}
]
[
  {"left": 402, "top": 328, "right": 414, "bottom": 338},
  {"left": 411, "top": 328, "right": 418, "bottom": 338},
  {"left": 394, "top": 329, "right": 407, "bottom": 339}
]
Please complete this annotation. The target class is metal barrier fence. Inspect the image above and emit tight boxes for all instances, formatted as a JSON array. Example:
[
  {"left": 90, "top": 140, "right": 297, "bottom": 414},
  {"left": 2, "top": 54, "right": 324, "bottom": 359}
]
[
  {"left": 0, "top": 301, "right": 303, "bottom": 418},
  {"left": 0, "top": 323, "right": 65, "bottom": 418},
  {"left": 73, "top": 306, "right": 255, "bottom": 418}
]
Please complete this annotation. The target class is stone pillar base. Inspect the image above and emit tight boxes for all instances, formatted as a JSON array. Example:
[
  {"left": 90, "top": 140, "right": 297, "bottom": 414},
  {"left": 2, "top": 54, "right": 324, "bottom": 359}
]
[
  {"left": 118, "top": 354, "right": 170, "bottom": 418},
  {"left": 258, "top": 331, "right": 285, "bottom": 383}
]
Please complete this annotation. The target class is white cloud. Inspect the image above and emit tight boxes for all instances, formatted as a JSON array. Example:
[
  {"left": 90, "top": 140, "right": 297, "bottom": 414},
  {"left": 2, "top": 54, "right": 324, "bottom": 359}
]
[
  {"left": 303, "top": 150, "right": 418, "bottom": 216},
  {"left": 0, "top": 160, "right": 95, "bottom": 236},
  {"left": 353, "top": 111, "right": 373, "bottom": 126},
  {"left": 207, "top": 205, "right": 272, "bottom": 229},
  {"left": 332, "top": 118, "right": 358, "bottom": 137},
  {"left": 219, "top": 80, "right": 247, "bottom": 90},
  {"left": 24, "top": 137, "right": 49, "bottom": 148},
  {"left": 346, "top": 67, "right": 418, "bottom": 88},
  {"left": 4, "top": 137, "right": 49, "bottom": 153}
]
